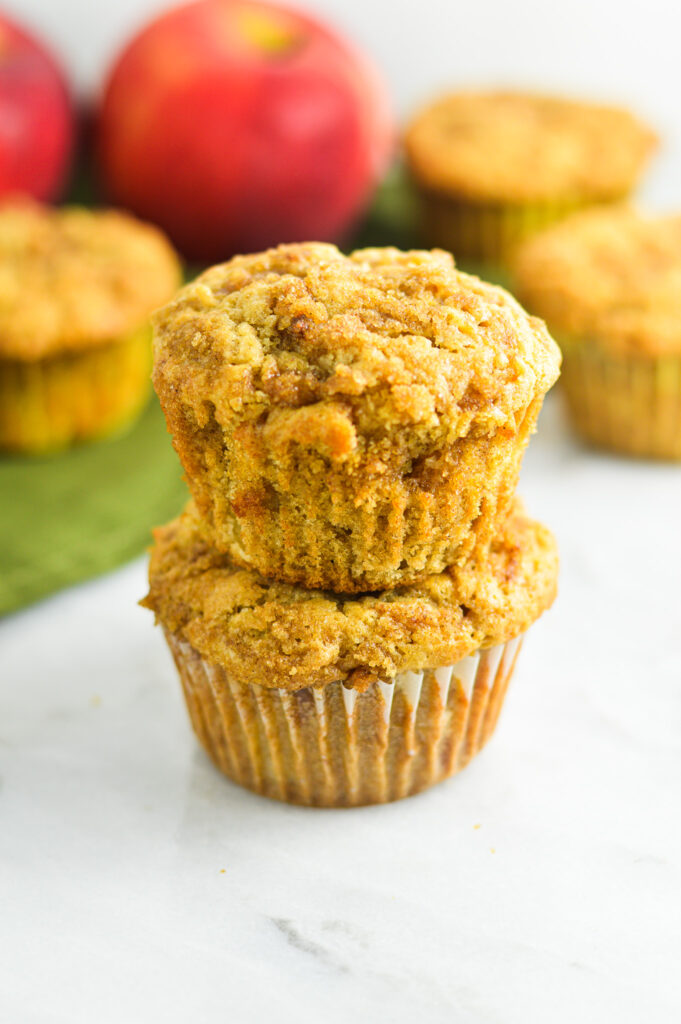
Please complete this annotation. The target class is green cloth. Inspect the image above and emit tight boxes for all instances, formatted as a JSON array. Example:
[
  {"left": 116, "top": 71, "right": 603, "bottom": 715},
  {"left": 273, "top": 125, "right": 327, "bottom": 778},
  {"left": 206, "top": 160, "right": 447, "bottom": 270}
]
[{"left": 0, "top": 397, "right": 187, "bottom": 616}]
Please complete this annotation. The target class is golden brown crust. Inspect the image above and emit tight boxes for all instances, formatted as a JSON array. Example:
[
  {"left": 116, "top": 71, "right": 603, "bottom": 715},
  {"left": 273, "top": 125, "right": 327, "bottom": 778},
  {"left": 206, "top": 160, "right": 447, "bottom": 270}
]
[
  {"left": 513, "top": 207, "right": 681, "bottom": 356},
  {"left": 153, "top": 242, "right": 558, "bottom": 437},
  {"left": 151, "top": 242, "right": 560, "bottom": 590},
  {"left": 142, "top": 500, "right": 558, "bottom": 690},
  {"left": 405, "top": 91, "right": 657, "bottom": 203},
  {"left": 0, "top": 201, "right": 182, "bottom": 360}
]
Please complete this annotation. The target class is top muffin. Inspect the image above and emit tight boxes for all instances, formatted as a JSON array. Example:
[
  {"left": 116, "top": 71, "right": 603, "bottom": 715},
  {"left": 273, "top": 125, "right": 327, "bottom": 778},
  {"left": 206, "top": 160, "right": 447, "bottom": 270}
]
[
  {"left": 152, "top": 243, "right": 560, "bottom": 592},
  {"left": 513, "top": 206, "right": 681, "bottom": 355},
  {"left": 0, "top": 201, "right": 181, "bottom": 360},
  {"left": 405, "top": 91, "right": 657, "bottom": 203}
]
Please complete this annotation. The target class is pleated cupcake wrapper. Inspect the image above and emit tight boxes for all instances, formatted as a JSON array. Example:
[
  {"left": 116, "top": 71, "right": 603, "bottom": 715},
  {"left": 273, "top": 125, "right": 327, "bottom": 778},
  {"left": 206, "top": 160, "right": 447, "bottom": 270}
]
[
  {"left": 417, "top": 190, "right": 617, "bottom": 269},
  {"left": 560, "top": 340, "right": 681, "bottom": 460},
  {"left": 165, "top": 629, "right": 524, "bottom": 807},
  {"left": 0, "top": 326, "right": 152, "bottom": 454}
]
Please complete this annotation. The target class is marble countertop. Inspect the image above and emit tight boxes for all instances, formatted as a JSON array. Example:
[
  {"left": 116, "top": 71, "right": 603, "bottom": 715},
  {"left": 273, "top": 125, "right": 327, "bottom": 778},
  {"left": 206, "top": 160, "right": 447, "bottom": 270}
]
[{"left": 1, "top": 395, "right": 680, "bottom": 1024}]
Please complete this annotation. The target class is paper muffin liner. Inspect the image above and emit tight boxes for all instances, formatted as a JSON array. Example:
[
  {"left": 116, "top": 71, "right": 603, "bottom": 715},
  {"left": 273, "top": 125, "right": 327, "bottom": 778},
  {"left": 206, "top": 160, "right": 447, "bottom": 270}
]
[
  {"left": 196, "top": 394, "right": 545, "bottom": 593},
  {"left": 416, "top": 190, "right": 610, "bottom": 270},
  {"left": 0, "top": 325, "right": 152, "bottom": 454},
  {"left": 165, "top": 629, "right": 524, "bottom": 807},
  {"left": 560, "top": 339, "right": 681, "bottom": 460}
]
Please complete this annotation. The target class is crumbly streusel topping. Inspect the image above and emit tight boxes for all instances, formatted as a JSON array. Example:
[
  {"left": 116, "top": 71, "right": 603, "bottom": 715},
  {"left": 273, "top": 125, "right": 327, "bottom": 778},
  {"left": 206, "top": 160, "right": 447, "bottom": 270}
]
[
  {"left": 405, "top": 91, "right": 656, "bottom": 202},
  {"left": 513, "top": 207, "right": 681, "bottom": 355},
  {"left": 152, "top": 242, "right": 559, "bottom": 458},
  {"left": 0, "top": 201, "right": 181, "bottom": 360},
  {"left": 142, "top": 500, "right": 558, "bottom": 690}
]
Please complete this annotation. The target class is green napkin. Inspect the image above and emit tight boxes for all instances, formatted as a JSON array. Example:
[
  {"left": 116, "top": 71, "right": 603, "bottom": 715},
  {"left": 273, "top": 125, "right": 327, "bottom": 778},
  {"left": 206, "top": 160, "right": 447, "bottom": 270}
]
[{"left": 0, "top": 397, "right": 188, "bottom": 616}]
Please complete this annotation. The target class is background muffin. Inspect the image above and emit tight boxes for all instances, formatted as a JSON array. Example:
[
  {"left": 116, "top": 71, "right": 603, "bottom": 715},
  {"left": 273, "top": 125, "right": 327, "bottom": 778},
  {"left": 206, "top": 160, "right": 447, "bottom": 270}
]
[
  {"left": 143, "top": 499, "right": 558, "bottom": 807},
  {"left": 405, "top": 90, "right": 657, "bottom": 269},
  {"left": 0, "top": 201, "right": 181, "bottom": 453},
  {"left": 152, "top": 242, "right": 560, "bottom": 592},
  {"left": 513, "top": 207, "right": 681, "bottom": 459}
]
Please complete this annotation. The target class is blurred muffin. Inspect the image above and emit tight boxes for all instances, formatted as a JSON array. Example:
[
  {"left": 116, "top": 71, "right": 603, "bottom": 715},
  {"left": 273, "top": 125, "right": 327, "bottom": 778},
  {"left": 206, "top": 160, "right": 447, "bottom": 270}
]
[
  {"left": 152, "top": 242, "right": 560, "bottom": 592},
  {"left": 405, "top": 91, "right": 657, "bottom": 268},
  {"left": 514, "top": 207, "right": 681, "bottom": 459},
  {"left": 143, "top": 499, "right": 558, "bottom": 807},
  {"left": 0, "top": 201, "right": 181, "bottom": 453}
]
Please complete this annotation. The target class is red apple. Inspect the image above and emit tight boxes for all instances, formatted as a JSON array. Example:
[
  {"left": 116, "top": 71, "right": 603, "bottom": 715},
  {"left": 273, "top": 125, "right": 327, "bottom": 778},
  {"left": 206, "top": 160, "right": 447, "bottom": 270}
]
[
  {"left": 0, "top": 12, "right": 73, "bottom": 201},
  {"left": 96, "top": 0, "right": 393, "bottom": 261}
]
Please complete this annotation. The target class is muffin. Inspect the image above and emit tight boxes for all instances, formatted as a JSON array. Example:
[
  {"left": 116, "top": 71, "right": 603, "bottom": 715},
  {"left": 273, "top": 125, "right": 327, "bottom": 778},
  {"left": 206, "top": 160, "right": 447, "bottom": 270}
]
[
  {"left": 0, "top": 201, "right": 181, "bottom": 453},
  {"left": 514, "top": 207, "right": 681, "bottom": 459},
  {"left": 143, "top": 499, "right": 558, "bottom": 807},
  {"left": 152, "top": 243, "right": 560, "bottom": 592},
  {"left": 405, "top": 90, "right": 657, "bottom": 268}
]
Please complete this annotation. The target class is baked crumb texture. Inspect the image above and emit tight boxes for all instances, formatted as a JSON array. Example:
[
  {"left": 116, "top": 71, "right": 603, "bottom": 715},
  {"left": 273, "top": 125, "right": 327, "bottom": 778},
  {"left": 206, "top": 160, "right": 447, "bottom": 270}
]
[
  {"left": 145, "top": 502, "right": 557, "bottom": 805},
  {"left": 405, "top": 91, "right": 657, "bottom": 264},
  {"left": 0, "top": 201, "right": 181, "bottom": 361},
  {"left": 514, "top": 207, "right": 681, "bottom": 459},
  {"left": 405, "top": 91, "right": 657, "bottom": 203},
  {"left": 152, "top": 243, "right": 560, "bottom": 591},
  {"left": 0, "top": 201, "right": 181, "bottom": 452},
  {"left": 143, "top": 500, "right": 558, "bottom": 690},
  {"left": 514, "top": 207, "right": 681, "bottom": 355}
]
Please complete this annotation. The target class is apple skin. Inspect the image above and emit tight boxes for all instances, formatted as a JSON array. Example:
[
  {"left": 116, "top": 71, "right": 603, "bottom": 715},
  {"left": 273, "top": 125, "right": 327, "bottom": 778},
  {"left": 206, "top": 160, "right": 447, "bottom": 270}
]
[
  {"left": 0, "top": 13, "right": 73, "bottom": 201},
  {"left": 96, "top": 0, "right": 393, "bottom": 262}
]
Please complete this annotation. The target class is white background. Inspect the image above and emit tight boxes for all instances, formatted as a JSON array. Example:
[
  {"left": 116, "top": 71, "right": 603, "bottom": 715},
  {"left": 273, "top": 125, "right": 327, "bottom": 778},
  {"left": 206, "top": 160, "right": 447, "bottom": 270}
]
[{"left": 10, "top": 0, "right": 681, "bottom": 208}]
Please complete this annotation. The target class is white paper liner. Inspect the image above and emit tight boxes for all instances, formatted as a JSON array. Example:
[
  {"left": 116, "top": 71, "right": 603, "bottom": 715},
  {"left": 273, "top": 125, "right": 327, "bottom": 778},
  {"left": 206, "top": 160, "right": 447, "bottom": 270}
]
[{"left": 165, "top": 630, "right": 524, "bottom": 807}]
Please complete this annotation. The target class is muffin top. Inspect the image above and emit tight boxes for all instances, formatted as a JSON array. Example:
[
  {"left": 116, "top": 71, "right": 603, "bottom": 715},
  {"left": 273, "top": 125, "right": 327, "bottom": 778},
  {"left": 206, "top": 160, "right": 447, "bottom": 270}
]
[
  {"left": 153, "top": 243, "right": 560, "bottom": 460},
  {"left": 143, "top": 501, "right": 558, "bottom": 690},
  {"left": 0, "top": 201, "right": 181, "bottom": 360},
  {"left": 405, "top": 91, "right": 656, "bottom": 202},
  {"left": 514, "top": 207, "right": 681, "bottom": 355}
]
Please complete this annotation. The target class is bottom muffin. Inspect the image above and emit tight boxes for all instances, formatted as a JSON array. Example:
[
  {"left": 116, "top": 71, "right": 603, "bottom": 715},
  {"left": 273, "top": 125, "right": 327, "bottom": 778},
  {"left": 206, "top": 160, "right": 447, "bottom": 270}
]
[
  {"left": 165, "top": 630, "right": 523, "bottom": 806},
  {"left": 143, "top": 502, "right": 558, "bottom": 807}
]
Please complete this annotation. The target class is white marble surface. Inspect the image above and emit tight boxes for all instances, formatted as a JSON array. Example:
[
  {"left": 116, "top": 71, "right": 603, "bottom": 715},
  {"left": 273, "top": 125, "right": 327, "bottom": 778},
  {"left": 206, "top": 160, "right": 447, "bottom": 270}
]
[{"left": 1, "top": 396, "right": 681, "bottom": 1023}]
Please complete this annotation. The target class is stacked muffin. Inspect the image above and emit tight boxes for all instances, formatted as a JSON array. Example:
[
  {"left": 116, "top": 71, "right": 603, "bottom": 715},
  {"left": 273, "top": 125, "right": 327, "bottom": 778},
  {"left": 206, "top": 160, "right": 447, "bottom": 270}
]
[{"left": 143, "top": 243, "right": 561, "bottom": 806}]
